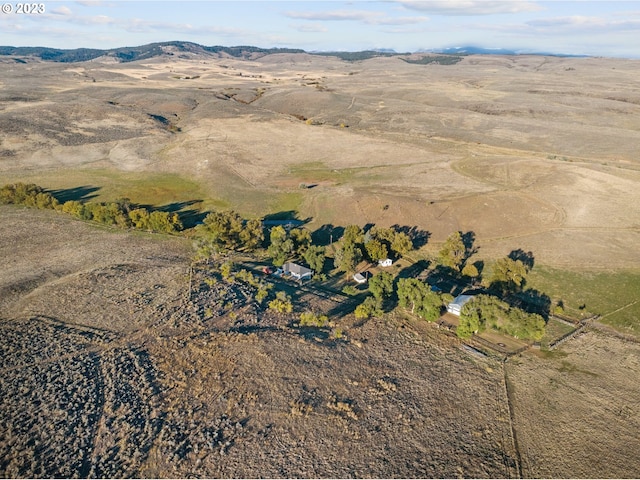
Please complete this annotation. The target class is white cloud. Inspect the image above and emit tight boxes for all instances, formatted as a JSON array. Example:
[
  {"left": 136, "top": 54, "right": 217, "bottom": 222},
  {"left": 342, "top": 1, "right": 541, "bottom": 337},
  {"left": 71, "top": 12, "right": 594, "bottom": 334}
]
[
  {"left": 527, "top": 15, "right": 640, "bottom": 32},
  {"left": 294, "top": 23, "right": 329, "bottom": 33},
  {"left": 24, "top": 10, "right": 246, "bottom": 37},
  {"left": 398, "top": 0, "right": 542, "bottom": 15},
  {"left": 284, "top": 9, "right": 427, "bottom": 25},
  {"left": 51, "top": 6, "right": 73, "bottom": 16},
  {"left": 285, "top": 9, "right": 383, "bottom": 22},
  {"left": 376, "top": 16, "right": 429, "bottom": 25}
]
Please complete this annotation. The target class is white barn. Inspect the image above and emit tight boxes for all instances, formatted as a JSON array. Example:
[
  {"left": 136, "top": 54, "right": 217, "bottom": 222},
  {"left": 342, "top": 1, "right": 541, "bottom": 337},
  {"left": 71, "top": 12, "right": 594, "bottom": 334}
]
[{"left": 447, "top": 294, "right": 476, "bottom": 316}]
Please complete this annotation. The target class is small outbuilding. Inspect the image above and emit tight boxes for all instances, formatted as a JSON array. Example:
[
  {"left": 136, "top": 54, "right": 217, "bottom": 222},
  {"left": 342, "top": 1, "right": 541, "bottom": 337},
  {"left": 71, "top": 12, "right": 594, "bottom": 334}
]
[
  {"left": 353, "top": 272, "right": 367, "bottom": 284},
  {"left": 282, "top": 262, "right": 313, "bottom": 281},
  {"left": 378, "top": 258, "right": 393, "bottom": 267},
  {"left": 447, "top": 294, "right": 476, "bottom": 316}
]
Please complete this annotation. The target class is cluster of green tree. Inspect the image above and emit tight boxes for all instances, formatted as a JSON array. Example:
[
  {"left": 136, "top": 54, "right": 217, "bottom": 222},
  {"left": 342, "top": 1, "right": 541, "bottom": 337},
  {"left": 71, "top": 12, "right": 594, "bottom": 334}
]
[
  {"left": 354, "top": 272, "right": 452, "bottom": 321},
  {"left": 487, "top": 256, "right": 530, "bottom": 295},
  {"left": 202, "top": 45, "right": 305, "bottom": 58},
  {"left": 334, "top": 225, "right": 413, "bottom": 274},
  {"left": 311, "top": 50, "right": 407, "bottom": 62},
  {"left": 0, "top": 46, "right": 105, "bottom": 62},
  {"left": 438, "top": 231, "right": 478, "bottom": 277},
  {"left": 438, "top": 232, "right": 537, "bottom": 296},
  {"left": 397, "top": 278, "right": 452, "bottom": 322},
  {"left": 457, "top": 294, "right": 546, "bottom": 341},
  {"left": 1, "top": 183, "right": 183, "bottom": 234},
  {"left": 195, "top": 210, "right": 264, "bottom": 256},
  {"left": 400, "top": 55, "right": 463, "bottom": 66},
  {"left": 268, "top": 226, "right": 309, "bottom": 265},
  {"left": 267, "top": 225, "right": 326, "bottom": 274},
  {"left": 61, "top": 199, "right": 182, "bottom": 233},
  {"left": 0, "top": 183, "right": 59, "bottom": 209}
]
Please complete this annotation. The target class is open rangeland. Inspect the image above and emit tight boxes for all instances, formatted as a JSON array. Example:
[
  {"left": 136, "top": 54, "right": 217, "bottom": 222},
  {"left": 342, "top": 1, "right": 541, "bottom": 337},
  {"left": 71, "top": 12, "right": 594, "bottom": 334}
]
[
  {"left": 2, "top": 50, "right": 640, "bottom": 477},
  {"left": 2, "top": 207, "right": 639, "bottom": 477},
  {"left": 2, "top": 52, "right": 640, "bottom": 269}
]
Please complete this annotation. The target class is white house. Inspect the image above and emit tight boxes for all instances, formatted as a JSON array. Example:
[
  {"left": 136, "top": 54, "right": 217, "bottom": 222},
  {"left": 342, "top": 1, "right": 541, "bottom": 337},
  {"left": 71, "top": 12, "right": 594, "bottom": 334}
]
[
  {"left": 353, "top": 273, "right": 367, "bottom": 284},
  {"left": 446, "top": 294, "right": 476, "bottom": 316},
  {"left": 378, "top": 258, "right": 393, "bottom": 267},
  {"left": 282, "top": 262, "right": 313, "bottom": 281}
]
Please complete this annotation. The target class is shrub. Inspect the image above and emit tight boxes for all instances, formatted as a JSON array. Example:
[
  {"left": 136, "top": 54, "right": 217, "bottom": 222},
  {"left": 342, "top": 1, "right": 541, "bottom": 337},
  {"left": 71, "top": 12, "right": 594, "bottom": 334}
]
[
  {"left": 299, "top": 311, "right": 329, "bottom": 327},
  {"left": 269, "top": 291, "right": 293, "bottom": 313},
  {"left": 354, "top": 297, "right": 382, "bottom": 319}
]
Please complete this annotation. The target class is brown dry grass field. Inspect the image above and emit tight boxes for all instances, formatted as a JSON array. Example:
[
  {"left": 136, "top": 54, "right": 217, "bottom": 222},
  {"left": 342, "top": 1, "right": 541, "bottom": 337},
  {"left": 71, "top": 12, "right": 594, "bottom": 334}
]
[{"left": 1, "top": 52, "right": 640, "bottom": 477}]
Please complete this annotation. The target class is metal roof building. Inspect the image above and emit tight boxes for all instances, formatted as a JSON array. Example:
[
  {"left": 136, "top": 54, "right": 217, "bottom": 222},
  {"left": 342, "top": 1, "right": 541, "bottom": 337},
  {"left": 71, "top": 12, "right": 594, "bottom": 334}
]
[
  {"left": 446, "top": 294, "right": 476, "bottom": 316},
  {"left": 282, "top": 262, "right": 313, "bottom": 281}
]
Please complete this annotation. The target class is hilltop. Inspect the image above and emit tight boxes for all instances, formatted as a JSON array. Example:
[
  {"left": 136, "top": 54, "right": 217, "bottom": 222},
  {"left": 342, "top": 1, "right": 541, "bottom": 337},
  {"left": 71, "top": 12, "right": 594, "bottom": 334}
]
[{"left": 0, "top": 41, "right": 590, "bottom": 64}]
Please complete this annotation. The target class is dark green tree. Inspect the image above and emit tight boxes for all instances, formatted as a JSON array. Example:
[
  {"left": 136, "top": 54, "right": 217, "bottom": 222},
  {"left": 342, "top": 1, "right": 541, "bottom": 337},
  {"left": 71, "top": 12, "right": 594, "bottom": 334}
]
[
  {"left": 303, "top": 245, "right": 326, "bottom": 274},
  {"left": 368, "top": 271, "right": 394, "bottom": 300},
  {"left": 342, "top": 224, "right": 364, "bottom": 247},
  {"left": 390, "top": 232, "right": 413, "bottom": 257},
  {"left": 354, "top": 296, "right": 382, "bottom": 319},
  {"left": 239, "top": 218, "right": 264, "bottom": 251},
  {"left": 365, "top": 239, "right": 388, "bottom": 262},
  {"left": 268, "top": 225, "right": 294, "bottom": 266},
  {"left": 290, "top": 228, "right": 312, "bottom": 255},
  {"left": 439, "top": 231, "right": 466, "bottom": 272},
  {"left": 397, "top": 278, "right": 443, "bottom": 322},
  {"left": 489, "top": 257, "right": 529, "bottom": 294},
  {"left": 334, "top": 243, "right": 363, "bottom": 274}
]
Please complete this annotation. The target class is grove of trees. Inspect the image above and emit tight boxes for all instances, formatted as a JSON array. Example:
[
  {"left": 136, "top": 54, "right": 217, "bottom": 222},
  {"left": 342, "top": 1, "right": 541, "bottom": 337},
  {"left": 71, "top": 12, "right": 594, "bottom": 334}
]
[
  {"left": 397, "top": 278, "right": 450, "bottom": 322},
  {"left": 457, "top": 294, "right": 546, "bottom": 341},
  {"left": 196, "top": 210, "right": 263, "bottom": 254},
  {"left": 3, "top": 182, "right": 551, "bottom": 344},
  {"left": 334, "top": 224, "right": 414, "bottom": 274},
  {"left": 1, "top": 183, "right": 183, "bottom": 234}
]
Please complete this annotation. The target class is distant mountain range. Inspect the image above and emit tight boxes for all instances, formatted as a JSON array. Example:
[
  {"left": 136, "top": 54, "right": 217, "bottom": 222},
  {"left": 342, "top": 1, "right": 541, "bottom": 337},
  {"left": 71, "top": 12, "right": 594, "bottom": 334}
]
[
  {"left": 0, "top": 41, "right": 588, "bottom": 63},
  {"left": 428, "top": 46, "right": 589, "bottom": 57}
]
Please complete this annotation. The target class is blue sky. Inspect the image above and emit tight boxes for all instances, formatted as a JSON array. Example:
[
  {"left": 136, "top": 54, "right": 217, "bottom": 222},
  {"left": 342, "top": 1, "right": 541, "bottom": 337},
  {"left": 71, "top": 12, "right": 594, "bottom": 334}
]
[{"left": 1, "top": 1, "right": 639, "bottom": 57}]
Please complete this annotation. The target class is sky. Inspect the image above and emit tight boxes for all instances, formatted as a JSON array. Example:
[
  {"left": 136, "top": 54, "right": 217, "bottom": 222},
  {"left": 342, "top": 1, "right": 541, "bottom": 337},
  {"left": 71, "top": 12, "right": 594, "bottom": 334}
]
[{"left": 1, "top": 1, "right": 639, "bottom": 58}]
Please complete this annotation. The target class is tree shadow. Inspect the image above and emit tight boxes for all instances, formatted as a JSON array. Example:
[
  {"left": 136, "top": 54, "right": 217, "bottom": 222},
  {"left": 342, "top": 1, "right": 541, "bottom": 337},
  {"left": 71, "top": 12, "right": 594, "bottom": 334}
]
[
  {"left": 178, "top": 209, "right": 209, "bottom": 229},
  {"left": 462, "top": 231, "right": 479, "bottom": 257},
  {"left": 509, "top": 248, "right": 535, "bottom": 270},
  {"left": 47, "top": 185, "right": 100, "bottom": 203},
  {"left": 508, "top": 288, "right": 552, "bottom": 319},
  {"left": 396, "top": 259, "right": 430, "bottom": 280},
  {"left": 311, "top": 224, "right": 345, "bottom": 247},
  {"left": 263, "top": 211, "right": 311, "bottom": 231},
  {"left": 155, "top": 200, "right": 207, "bottom": 229},
  {"left": 157, "top": 199, "right": 203, "bottom": 213},
  {"left": 363, "top": 223, "right": 376, "bottom": 234},
  {"left": 391, "top": 224, "right": 431, "bottom": 248},
  {"left": 472, "top": 260, "right": 485, "bottom": 277},
  {"left": 425, "top": 265, "right": 466, "bottom": 296},
  {"left": 263, "top": 210, "right": 310, "bottom": 222}
]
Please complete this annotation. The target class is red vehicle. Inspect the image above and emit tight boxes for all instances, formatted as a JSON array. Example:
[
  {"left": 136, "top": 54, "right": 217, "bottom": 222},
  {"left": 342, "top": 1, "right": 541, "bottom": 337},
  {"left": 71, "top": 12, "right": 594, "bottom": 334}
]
[{"left": 262, "top": 266, "right": 273, "bottom": 275}]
